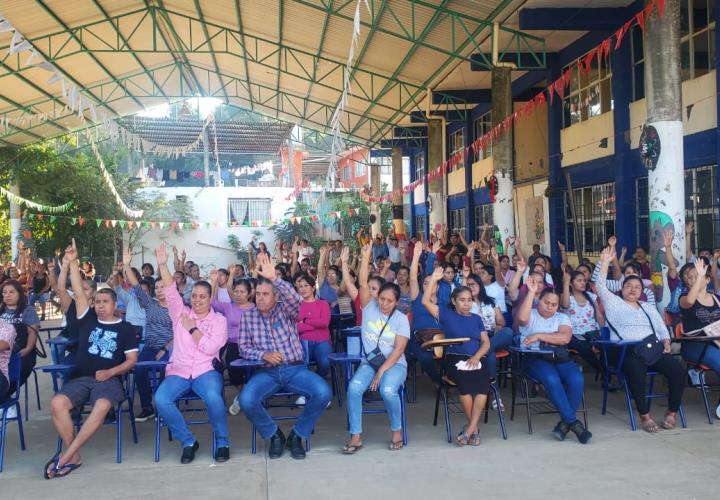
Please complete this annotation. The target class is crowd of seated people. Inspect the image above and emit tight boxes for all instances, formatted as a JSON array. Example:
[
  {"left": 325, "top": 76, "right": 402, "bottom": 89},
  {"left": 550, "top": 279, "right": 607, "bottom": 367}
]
[{"left": 4, "top": 218, "right": 720, "bottom": 477}]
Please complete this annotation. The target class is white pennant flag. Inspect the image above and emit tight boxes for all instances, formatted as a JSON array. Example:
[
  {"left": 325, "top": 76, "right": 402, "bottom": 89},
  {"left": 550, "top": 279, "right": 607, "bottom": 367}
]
[
  {"left": 9, "top": 31, "right": 31, "bottom": 54},
  {"left": 0, "top": 20, "right": 13, "bottom": 33}
]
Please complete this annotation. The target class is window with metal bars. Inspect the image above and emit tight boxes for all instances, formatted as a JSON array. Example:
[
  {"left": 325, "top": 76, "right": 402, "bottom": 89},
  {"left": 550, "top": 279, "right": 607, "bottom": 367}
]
[
  {"left": 564, "top": 182, "right": 616, "bottom": 254},
  {"left": 473, "top": 112, "right": 492, "bottom": 160},
  {"left": 414, "top": 215, "right": 426, "bottom": 238},
  {"left": 449, "top": 208, "right": 466, "bottom": 237},
  {"left": 637, "top": 165, "right": 720, "bottom": 251},
  {"left": 227, "top": 198, "right": 271, "bottom": 224},
  {"left": 680, "top": 0, "right": 717, "bottom": 81},
  {"left": 474, "top": 204, "right": 494, "bottom": 240}
]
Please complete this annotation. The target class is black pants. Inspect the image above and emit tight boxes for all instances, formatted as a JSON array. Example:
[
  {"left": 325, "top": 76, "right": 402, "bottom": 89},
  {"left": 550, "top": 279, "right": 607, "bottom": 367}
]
[
  {"left": 568, "top": 336, "right": 602, "bottom": 372},
  {"left": 0, "top": 372, "right": 9, "bottom": 403},
  {"left": 612, "top": 351, "right": 685, "bottom": 415},
  {"left": 221, "top": 342, "right": 247, "bottom": 387}
]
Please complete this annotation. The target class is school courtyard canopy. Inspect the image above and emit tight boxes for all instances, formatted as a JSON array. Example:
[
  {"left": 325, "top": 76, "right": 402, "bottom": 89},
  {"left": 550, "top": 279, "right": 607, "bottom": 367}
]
[{"left": 0, "top": 0, "right": 622, "bottom": 148}]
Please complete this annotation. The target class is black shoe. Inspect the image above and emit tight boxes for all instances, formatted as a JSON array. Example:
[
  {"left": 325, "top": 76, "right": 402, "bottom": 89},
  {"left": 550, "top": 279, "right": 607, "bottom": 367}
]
[
  {"left": 104, "top": 408, "right": 117, "bottom": 424},
  {"left": 215, "top": 446, "right": 230, "bottom": 462},
  {"left": 135, "top": 408, "right": 155, "bottom": 422},
  {"left": 286, "top": 430, "right": 306, "bottom": 460},
  {"left": 268, "top": 429, "right": 286, "bottom": 459},
  {"left": 552, "top": 421, "right": 569, "bottom": 441},
  {"left": 568, "top": 420, "right": 592, "bottom": 444},
  {"left": 181, "top": 441, "right": 199, "bottom": 464}
]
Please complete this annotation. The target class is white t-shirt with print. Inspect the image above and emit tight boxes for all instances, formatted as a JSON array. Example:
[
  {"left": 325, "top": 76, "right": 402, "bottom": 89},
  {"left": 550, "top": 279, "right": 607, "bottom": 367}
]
[{"left": 519, "top": 309, "right": 572, "bottom": 348}]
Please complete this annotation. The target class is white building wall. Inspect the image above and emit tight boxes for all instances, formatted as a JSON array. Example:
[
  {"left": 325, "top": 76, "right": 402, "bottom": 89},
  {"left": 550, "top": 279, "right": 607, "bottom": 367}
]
[{"left": 130, "top": 186, "right": 295, "bottom": 274}]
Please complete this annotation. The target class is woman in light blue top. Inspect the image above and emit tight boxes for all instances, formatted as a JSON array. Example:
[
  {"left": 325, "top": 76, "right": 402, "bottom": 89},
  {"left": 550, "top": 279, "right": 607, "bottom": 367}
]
[{"left": 343, "top": 243, "right": 409, "bottom": 454}]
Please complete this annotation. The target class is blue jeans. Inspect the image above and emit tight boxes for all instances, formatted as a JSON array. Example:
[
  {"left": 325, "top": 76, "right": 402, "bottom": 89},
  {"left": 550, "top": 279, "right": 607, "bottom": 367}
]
[
  {"left": 135, "top": 346, "right": 169, "bottom": 410},
  {"left": 486, "top": 327, "right": 514, "bottom": 380},
  {"left": 155, "top": 370, "right": 229, "bottom": 448},
  {"left": 347, "top": 363, "right": 406, "bottom": 435},
  {"left": 305, "top": 340, "right": 332, "bottom": 378},
  {"left": 681, "top": 342, "right": 720, "bottom": 374},
  {"left": 525, "top": 358, "right": 585, "bottom": 424},
  {"left": 238, "top": 364, "right": 331, "bottom": 439},
  {"left": 409, "top": 338, "right": 441, "bottom": 384}
]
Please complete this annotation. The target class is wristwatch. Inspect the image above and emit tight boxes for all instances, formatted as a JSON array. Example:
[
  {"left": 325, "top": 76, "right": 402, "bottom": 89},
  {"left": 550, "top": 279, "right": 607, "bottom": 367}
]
[{"left": 189, "top": 327, "right": 199, "bottom": 335}]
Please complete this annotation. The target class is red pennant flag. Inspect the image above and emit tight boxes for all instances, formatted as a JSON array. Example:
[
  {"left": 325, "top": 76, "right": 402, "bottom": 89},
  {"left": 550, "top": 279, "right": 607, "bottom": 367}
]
[
  {"left": 104, "top": 219, "right": 111, "bottom": 228},
  {"left": 78, "top": 216, "right": 84, "bottom": 226},
  {"left": 656, "top": 0, "right": 665, "bottom": 17},
  {"left": 635, "top": 10, "right": 646, "bottom": 31},
  {"left": 150, "top": 221, "right": 157, "bottom": 229},
  {"left": 581, "top": 48, "right": 597, "bottom": 73},
  {"left": 615, "top": 19, "right": 632, "bottom": 49}
]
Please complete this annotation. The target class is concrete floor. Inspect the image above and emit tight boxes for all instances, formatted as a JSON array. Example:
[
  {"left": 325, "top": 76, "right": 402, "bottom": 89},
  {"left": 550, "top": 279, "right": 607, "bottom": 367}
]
[{"left": 2, "top": 332, "right": 719, "bottom": 500}]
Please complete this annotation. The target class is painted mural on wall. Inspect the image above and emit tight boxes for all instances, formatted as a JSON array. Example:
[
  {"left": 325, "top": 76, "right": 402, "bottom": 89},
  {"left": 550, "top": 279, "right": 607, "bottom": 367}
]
[
  {"left": 646, "top": 121, "right": 685, "bottom": 310},
  {"left": 524, "top": 196, "right": 546, "bottom": 246}
]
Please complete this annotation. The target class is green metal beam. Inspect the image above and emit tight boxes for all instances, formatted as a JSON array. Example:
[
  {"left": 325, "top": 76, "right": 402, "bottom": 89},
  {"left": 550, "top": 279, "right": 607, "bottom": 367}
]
[
  {"left": 275, "top": 0, "right": 284, "bottom": 120},
  {"left": 90, "top": 0, "right": 168, "bottom": 102},
  {"left": 193, "top": 0, "right": 229, "bottom": 104},
  {"left": 0, "top": 96, "right": 45, "bottom": 141},
  {"left": 233, "top": 0, "right": 255, "bottom": 112},
  {"left": 34, "top": 0, "right": 146, "bottom": 110},
  {"left": 363, "top": 0, "right": 517, "bottom": 144},
  {"left": 301, "top": 0, "right": 334, "bottom": 118}
]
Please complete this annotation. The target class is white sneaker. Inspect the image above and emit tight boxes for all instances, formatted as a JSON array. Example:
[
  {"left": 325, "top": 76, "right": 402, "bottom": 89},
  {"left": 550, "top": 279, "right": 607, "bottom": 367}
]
[
  {"left": 491, "top": 398, "right": 505, "bottom": 412},
  {"left": 688, "top": 368, "right": 701, "bottom": 386},
  {"left": 228, "top": 394, "right": 241, "bottom": 416},
  {"left": 715, "top": 402, "right": 720, "bottom": 420},
  {"left": 2, "top": 405, "right": 17, "bottom": 419},
  {"left": 294, "top": 396, "right": 306, "bottom": 406}
]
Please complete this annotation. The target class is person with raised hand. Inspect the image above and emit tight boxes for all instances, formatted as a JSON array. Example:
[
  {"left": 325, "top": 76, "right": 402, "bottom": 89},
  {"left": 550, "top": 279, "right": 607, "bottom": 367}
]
[
  {"left": 561, "top": 265, "right": 604, "bottom": 372},
  {"left": 152, "top": 244, "right": 230, "bottom": 464},
  {"left": 596, "top": 246, "right": 685, "bottom": 432},
  {"left": 516, "top": 277, "right": 590, "bottom": 444},
  {"left": 424, "top": 266, "right": 491, "bottom": 446},
  {"left": 45, "top": 239, "right": 138, "bottom": 479},
  {"left": 121, "top": 246, "right": 173, "bottom": 423},
  {"left": 342, "top": 243, "right": 410, "bottom": 454},
  {"left": 238, "top": 253, "right": 331, "bottom": 460}
]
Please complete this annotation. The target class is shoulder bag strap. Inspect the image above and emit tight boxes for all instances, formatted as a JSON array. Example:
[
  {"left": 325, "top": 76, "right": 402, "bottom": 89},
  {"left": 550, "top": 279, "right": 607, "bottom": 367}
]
[
  {"left": 604, "top": 316, "right": 623, "bottom": 340},
  {"left": 638, "top": 304, "right": 658, "bottom": 338},
  {"left": 375, "top": 308, "right": 396, "bottom": 348}
]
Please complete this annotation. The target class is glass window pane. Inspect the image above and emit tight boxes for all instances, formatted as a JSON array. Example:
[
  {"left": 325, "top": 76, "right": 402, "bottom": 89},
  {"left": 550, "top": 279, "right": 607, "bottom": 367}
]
[
  {"left": 696, "top": 212, "right": 717, "bottom": 250},
  {"left": 569, "top": 66, "right": 580, "bottom": 93},
  {"left": 693, "top": 30, "right": 711, "bottom": 77},
  {"left": 710, "top": 28, "right": 716, "bottom": 71},
  {"left": 633, "top": 62, "right": 645, "bottom": 101},
  {"left": 696, "top": 167, "right": 715, "bottom": 209},
  {"left": 680, "top": 0, "right": 690, "bottom": 37},
  {"left": 632, "top": 25, "right": 644, "bottom": 63},
  {"left": 685, "top": 172, "right": 695, "bottom": 211},
  {"left": 694, "top": 0, "right": 709, "bottom": 31},
  {"left": 681, "top": 40, "right": 692, "bottom": 80}
]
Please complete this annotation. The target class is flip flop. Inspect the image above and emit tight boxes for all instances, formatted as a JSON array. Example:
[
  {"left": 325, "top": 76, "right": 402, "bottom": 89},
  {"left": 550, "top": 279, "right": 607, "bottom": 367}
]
[
  {"left": 54, "top": 463, "right": 82, "bottom": 478},
  {"left": 388, "top": 440, "right": 404, "bottom": 451},
  {"left": 468, "top": 432, "right": 481, "bottom": 446},
  {"left": 641, "top": 416, "right": 659, "bottom": 433},
  {"left": 342, "top": 442, "right": 363, "bottom": 454},
  {"left": 661, "top": 412, "right": 677, "bottom": 430},
  {"left": 455, "top": 426, "right": 469, "bottom": 447},
  {"left": 43, "top": 453, "right": 60, "bottom": 480}
]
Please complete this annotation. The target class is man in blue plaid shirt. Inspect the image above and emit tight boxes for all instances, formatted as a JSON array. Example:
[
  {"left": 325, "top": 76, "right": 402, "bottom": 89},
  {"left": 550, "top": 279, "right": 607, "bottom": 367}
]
[{"left": 238, "top": 254, "right": 331, "bottom": 460}]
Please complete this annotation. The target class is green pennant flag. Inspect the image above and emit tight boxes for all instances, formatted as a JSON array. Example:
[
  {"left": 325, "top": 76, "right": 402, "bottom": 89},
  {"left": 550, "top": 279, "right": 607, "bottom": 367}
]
[
  {"left": 50, "top": 215, "right": 57, "bottom": 223},
  {"left": 159, "top": 221, "right": 167, "bottom": 229},
  {"left": 71, "top": 217, "right": 77, "bottom": 225},
  {"left": 27, "top": 213, "right": 35, "bottom": 220},
  {"left": 118, "top": 220, "right": 127, "bottom": 229},
  {"left": 96, "top": 219, "right": 102, "bottom": 227},
  {"left": 143, "top": 221, "right": 150, "bottom": 229}
]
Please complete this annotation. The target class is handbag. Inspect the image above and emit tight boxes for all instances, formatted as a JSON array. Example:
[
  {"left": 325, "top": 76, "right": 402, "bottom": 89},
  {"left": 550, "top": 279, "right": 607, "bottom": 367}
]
[
  {"left": 607, "top": 305, "right": 664, "bottom": 366},
  {"left": 538, "top": 342, "right": 571, "bottom": 364},
  {"left": 366, "top": 309, "right": 395, "bottom": 371},
  {"left": 582, "top": 329, "right": 601, "bottom": 342}
]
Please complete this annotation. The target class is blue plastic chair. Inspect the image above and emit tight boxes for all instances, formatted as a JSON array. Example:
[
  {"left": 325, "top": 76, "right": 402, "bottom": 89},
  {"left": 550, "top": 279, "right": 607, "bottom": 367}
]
[
  {"left": 0, "top": 353, "right": 26, "bottom": 472},
  {"left": 598, "top": 340, "right": 687, "bottom": 431},
  {"left": 48, "top": 365, "right": 138, "bottom": 463},
  {"left": 155, "top": 391, "right": 218, "bottom": 462}
]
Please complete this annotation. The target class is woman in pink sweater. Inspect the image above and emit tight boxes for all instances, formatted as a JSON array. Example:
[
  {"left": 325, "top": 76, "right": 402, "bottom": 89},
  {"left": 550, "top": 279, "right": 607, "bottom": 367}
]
[{"left": 294, "top": 273, "right": 332, "bottom": 379}]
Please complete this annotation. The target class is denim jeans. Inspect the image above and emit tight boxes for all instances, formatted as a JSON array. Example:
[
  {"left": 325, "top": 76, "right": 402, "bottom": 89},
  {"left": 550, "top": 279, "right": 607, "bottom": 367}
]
[
  {"left": 155, "top": 370, "right": 229, "bottom": 448},
  {"left": 681, "top": 342, "right": 720, "bottom": 374},
  {"left": 305, "top": 340, "right": 332, "bottom": 378},
  {"left": 238, "top": 364, "right": 331, "bottom": 439},
  {"left": 135, "top": 346, "right": 169, "bottom": 410},
  {"left": 525, "top": 358, "right": 585, "bottom": 424},
  {"left": 347, "top": 363, "right": 406, "bottom": 435},
  {"left": 486, "top": 327, "right": 514, "bottom": 379},
  {"left": 408, "top": 338, "right": 440, "bottom": 384}
]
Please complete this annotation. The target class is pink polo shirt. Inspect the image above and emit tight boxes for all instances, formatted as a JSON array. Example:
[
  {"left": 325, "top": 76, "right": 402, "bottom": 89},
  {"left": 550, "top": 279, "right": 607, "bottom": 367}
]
[{"left": 164, "top": 284, "right": 228, "bottom": 379}]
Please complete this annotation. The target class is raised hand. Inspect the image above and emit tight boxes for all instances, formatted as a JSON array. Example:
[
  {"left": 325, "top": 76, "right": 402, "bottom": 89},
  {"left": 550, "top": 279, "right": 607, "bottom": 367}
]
[
  {"left": 525, "top": 277, "right": 540, "bottom": 295},
  {"left": 608, "top": 235, "right": 617, "bottom": 248},
  {"left": 431, "top": 266, "right": 444, "bottom": 282},
  {"left": 714, "top": 249, "right": 720, "bottom": 264},
  {"left": 462, "top": 266, "right": 471, "bottom": 279},
  {"left": 432, "top": 239, "right": 442, "bottom": 253},
  {"left": 155, "top": 244, "right": 168, "bottom": 266},
  {"left": 662, "top": 228, "right": 674, "bottom": 248},
  {"left": 360, "top": 243, "right": 371, "bottom": 260},
  {"left": 340, "top": 246, "right": 350, "bottom": 265},
  {"left": 600, "top": 246, "right": 614, "bottom": 264},
  {"left": 516, "top": 259, "right": 527, "bottom": 274},
  {"left": 557, "top": 241, "right": 566, "bottom": 253},
  {"left": 413, "top": 240, "right": 423, "bottom": 259},
  {"left": 694, "top": 258, "right": 708, "bottom": 280},
  {"left": 122, "top": 246, "right": 132, "bottom": 267},
  {"left": 256, "top": 253, "right": 276, "bottom": 281},
  {"left": 64, "top": 238, "right": 78, "bottom": 263},
  {"left": 686, "top": 221, "right": 695, "bottom": 234},
  {"left": 209, "top": 268, "right": 219, "bottom": 282}
]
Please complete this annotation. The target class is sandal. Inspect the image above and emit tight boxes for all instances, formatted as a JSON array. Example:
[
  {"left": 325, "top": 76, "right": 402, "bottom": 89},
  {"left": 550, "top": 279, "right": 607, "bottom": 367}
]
[
  {"left": 43, "top": 453, "right": 60, "bottom": 480},
  {"left": 661, "top": 412, "right": 677, "bottom": 430},
  {"left": 640, "top": 415, "right": 659, "bottom": 433},
  {"left": 468, "top": 432, "right": 481, "bottom": 446},
  {"left": 342, "top": 442, "right": 363, "bottom": 455},
  {"left": 54, "top": 463, "right": 82, "bottom": 478},
  {"left": 455, "top": 425, "right": 469, "bottom": 447},
  {"left": 388, "top": 440, "right": 404, "bottom": 451}
]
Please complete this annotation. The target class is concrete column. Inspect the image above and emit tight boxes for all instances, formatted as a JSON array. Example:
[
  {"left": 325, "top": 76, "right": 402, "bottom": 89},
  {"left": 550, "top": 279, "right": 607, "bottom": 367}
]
[
  {"left": 491, "top": 66, "right": 516, "bottom": 244},
  {"left": 546, "top": 54, "right": 565, "bottom": 266},
  {"left": 391, "top": 147, "right": 404, "bottom": 235},
  {"left": 644, "top": 0, "right": 684, "bottom": 308},
  {"left": 427, "top": 118, "right": 445, "bottom": 231},
  {"left": 286, "top": 139, "right": 294, "bottom": 188},
  {"left": 370, "top": 162, "right": 381, "bottom": 237},
  {"left": 9, "top": 183, "right": 20, "bottom": 263},
  {"left": 202, "top": 128, "right": 210, "bottom": 187}
]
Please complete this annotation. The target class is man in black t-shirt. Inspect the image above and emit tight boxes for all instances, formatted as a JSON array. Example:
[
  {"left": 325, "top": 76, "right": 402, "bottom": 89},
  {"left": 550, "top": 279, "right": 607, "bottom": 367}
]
[{"left": 45, "top": 240, "right": 138, "bottom": 479}]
